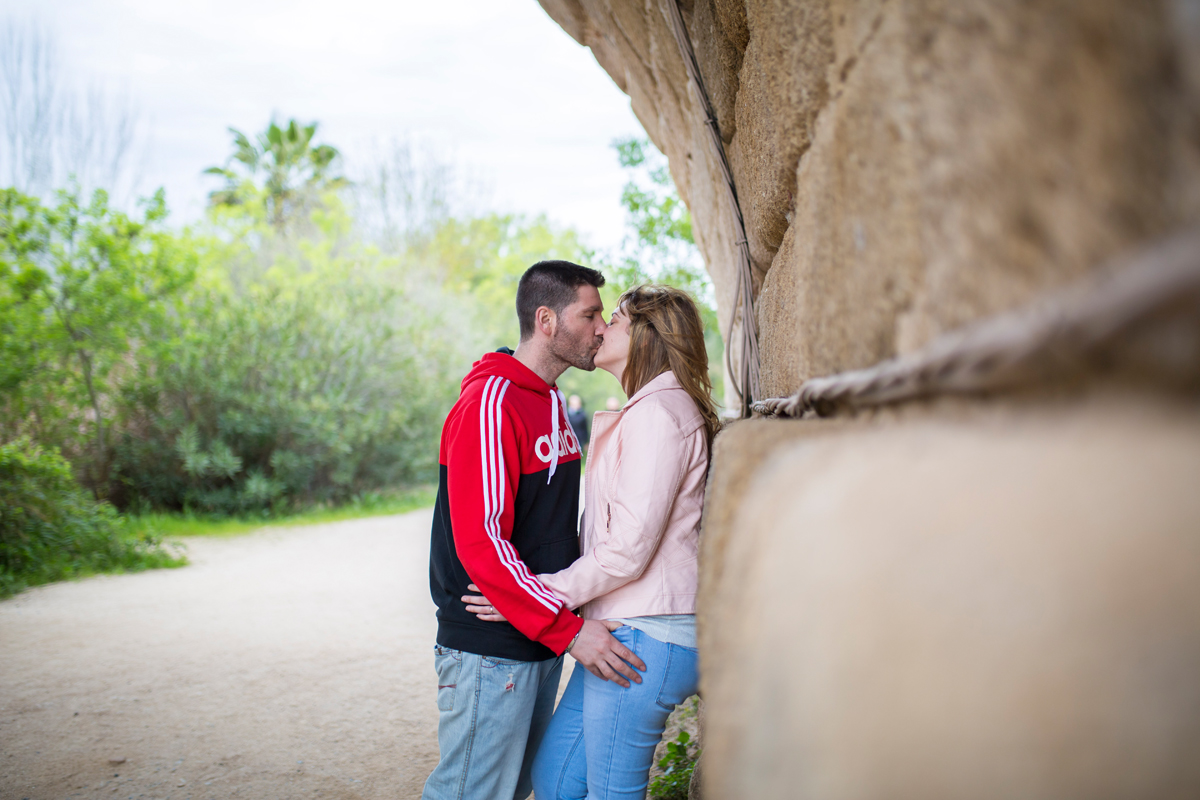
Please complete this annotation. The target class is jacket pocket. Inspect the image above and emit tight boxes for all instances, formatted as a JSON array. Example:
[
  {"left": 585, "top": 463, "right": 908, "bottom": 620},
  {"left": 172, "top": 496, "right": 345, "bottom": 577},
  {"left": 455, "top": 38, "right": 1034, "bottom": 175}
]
[{"left": 524, "top": 536, "right": 580, "bottom": 576}]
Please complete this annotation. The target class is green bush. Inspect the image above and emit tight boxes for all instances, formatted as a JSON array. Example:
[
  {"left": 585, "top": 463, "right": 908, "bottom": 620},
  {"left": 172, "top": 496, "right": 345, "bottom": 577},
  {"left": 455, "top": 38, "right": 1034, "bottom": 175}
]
[
  {"left": 0, "top": 187, "right": 195, "bottom": 496},
  {"left": 649, "top": 729, "right": 698, "bottom": 800},
  {"left": 0, "top": 438, "right": 184, "bottom": 598},
  {"left": 2, "top": 126, "right": 717, "bottom": 521},
  {"left": 1, "top": 185, "right": 475, "bottom": 516},
  {"left": 110, "top": 250, "right": 469, "bottom": 515}
]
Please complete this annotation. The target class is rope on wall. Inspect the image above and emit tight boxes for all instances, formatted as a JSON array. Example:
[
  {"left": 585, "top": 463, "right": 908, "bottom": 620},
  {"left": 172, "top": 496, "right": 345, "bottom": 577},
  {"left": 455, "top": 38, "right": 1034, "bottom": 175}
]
[
  {"left": 752, "top": 228, "right": 1200, "bottom": 419},
  {"left": 663, "top": 0, "right": 761, "bottom": 417}
]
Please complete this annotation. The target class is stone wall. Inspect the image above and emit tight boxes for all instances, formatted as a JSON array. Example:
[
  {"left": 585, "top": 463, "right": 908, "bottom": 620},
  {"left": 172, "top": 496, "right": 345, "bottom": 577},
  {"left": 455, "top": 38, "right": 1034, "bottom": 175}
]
[
  {"left": 537, "top": 1, "right": 1200, "bottom": 796},
  {"left": 701, "top": 400, "right": 1200, "bottom": 798},
  {"left": 539, "top": 0, "right": 1200, "bottom": 395}
]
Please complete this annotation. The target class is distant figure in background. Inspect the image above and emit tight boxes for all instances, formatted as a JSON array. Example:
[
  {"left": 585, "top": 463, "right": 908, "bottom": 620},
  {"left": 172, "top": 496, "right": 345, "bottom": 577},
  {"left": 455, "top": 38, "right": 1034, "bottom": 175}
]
[
  {"left": 567, "top": 394, "right": 590, "bottom": 459},
  {"left": 605, "top": 396, "right": 621, "bottom": 412}
]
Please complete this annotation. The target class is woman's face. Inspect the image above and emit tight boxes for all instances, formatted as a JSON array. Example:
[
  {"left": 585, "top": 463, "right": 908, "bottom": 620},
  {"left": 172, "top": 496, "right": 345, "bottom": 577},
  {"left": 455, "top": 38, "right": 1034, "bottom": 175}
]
[{"left": 594, "top": 304, "right": 631, "bottom": 380}]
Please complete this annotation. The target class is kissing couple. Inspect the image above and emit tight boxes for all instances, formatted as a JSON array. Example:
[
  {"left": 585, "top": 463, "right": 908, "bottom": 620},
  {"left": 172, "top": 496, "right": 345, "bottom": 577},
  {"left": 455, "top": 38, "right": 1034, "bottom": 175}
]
[{"left": 425, "top": 260, "right": 717, "bottom": 800}]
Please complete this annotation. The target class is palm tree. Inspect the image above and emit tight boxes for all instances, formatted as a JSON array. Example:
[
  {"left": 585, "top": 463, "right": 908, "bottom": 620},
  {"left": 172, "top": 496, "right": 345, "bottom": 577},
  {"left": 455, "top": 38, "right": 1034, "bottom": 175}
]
[{"left": 204, "top": 118, "right": 347, "bottom": 230}]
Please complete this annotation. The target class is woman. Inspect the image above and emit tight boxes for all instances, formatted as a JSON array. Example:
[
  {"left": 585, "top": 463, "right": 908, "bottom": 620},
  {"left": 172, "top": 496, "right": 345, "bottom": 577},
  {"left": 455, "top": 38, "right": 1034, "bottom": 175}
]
[{"left": 465, "top": 284, "right": 720, "bottom": 799}]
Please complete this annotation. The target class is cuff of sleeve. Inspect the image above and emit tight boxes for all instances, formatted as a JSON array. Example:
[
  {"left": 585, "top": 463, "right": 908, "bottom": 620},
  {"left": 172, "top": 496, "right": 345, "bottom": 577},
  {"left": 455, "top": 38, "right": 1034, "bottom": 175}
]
[
  {"left": 537, "top": 572, "right": 579, "bottom": 612},
  {"left": 541, "top": 607, "right": 585, "bottom": 656}
]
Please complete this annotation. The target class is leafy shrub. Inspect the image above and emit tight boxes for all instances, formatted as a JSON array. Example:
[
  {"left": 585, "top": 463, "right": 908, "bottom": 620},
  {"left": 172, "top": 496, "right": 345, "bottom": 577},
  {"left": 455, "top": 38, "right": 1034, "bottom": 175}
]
[
  {"left": 109, "top": 244, "right": 471, "bottom": 515},
  {"left": 3, "top": 126, "right": 678, "bottom": 520},
  {"left": 0, "top": 187, "right": 195, "bottom": 496},
  {"left": 1, "top": 184, "right": 475, "bottom": 516},
  {"left": 0, "top": 438, "right": 184, "bottom": 598},
  {"left": 649, "top": 729, "right": 698, "bottom": 800}
]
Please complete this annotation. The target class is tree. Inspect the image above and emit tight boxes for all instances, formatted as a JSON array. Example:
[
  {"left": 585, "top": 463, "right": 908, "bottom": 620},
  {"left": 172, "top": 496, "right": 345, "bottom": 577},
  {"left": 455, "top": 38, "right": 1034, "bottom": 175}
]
[
  {"left": 205, "top": 118, "right": 348, "bottom": 232},
  {"left": 604, "top": 137, "right": 724, "bottom": 407},
  {"left": 0, "top": 186, "right": 194, "bottom": 496},
  {"left": 0, "top": 18, "right": 144, "bottom": 204},
  {"left": 109, "top": 214, "right": 478, "bottom": 514},
  {"left": 613, "top": 137, "right": 695, "bottom": 257},
  {"left": 350, "top": 137, "right": 475, "bottom": 254},
  {"left": 412, "top": 212, "right": 592, "bottom": 345}
]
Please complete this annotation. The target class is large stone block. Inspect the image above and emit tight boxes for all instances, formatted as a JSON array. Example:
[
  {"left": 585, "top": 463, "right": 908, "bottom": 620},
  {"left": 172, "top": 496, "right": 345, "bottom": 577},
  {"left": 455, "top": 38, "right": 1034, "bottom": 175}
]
[
  {"left": 759, "top": 0, "right": 1200, "bottom": 394},
  {"left": 698, "top": 417, "right": 840, "bottom": 657},
  {"left": 729, "top": 0, "right": 833, "bottom": 271},
  {"left": 700, "top": 398, "right": 1200, "bottom": 799},
  {"left": 756, "top": 0, "right": 924, "bottom": 394},
  {"left": 539, "top": 0, "right": 1200, "bottom": 394}
]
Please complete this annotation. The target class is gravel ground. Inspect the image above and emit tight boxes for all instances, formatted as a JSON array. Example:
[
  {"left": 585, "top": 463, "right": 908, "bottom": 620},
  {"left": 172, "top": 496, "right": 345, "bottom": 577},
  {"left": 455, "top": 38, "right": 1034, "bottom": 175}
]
[
  {"left": 1, "top": 510, "right": 447, "bottom": 800},
  {"left": 0, "top": 508, "right": 696, "bottom": 800}
]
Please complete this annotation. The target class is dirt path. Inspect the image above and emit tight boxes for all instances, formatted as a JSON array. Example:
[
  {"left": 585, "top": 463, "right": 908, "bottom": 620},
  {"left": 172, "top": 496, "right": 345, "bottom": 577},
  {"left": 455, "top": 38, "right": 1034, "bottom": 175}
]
[{"left": 0, "top": 509, "right": 494, "bottom": 800}]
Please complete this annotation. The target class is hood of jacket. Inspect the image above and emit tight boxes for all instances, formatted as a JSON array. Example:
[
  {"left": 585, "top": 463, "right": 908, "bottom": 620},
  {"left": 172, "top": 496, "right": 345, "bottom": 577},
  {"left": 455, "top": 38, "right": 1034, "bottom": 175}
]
[{"left": 461, "top": 350, "right": 572, "bottom": 483}]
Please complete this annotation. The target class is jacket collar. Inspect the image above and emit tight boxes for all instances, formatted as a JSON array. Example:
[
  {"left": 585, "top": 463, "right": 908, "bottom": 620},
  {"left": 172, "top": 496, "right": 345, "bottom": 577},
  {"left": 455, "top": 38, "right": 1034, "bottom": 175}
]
[{"left": 622, "top": 370, "right": 682, "bottom": 411}]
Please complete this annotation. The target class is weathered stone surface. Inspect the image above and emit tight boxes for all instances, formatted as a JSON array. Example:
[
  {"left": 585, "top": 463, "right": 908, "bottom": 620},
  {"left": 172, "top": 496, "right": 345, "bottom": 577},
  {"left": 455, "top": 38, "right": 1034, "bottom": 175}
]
[
  {"left": 538, "top": 0, "right": 1200, "bottom": 396},
  {"left": 756, "top": 2, "right": 926, "bottom": 393},
  {"left": 701, "top": 399, "right": 1200, "bottom": 799},
  {"left": 536, "top": 3, "right": 1200, "bottom": 798},
  {"left": 730, "top": 0, "right": 833, "bottom": 273},
  {"left": 698, "top": 417, "right": 844, "bottom": 659}
]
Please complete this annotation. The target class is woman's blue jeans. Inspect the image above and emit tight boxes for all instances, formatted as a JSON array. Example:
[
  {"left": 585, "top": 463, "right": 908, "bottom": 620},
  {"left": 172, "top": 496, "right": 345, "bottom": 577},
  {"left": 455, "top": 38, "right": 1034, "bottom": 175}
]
[{"left": 531, "top": 625, "right": 699, "bottom": 800}]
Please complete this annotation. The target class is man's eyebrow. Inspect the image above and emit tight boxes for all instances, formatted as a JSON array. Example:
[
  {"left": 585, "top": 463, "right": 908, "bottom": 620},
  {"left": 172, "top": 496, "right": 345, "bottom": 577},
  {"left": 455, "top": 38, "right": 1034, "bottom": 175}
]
[{"left": 580, "top": 304, "right": 603, "bottom": 314}]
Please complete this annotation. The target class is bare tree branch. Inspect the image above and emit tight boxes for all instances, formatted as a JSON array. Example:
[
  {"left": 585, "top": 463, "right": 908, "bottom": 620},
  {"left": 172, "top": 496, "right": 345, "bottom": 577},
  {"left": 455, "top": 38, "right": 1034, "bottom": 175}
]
[{"left": 0, "top": 17, "right": 145, "bottom": 203}]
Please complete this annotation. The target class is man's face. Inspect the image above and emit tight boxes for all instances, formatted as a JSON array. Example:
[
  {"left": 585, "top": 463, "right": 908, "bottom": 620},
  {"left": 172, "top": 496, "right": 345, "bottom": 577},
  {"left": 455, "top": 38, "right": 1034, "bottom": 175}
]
[{"left": 548, "top": 285, "right": 606, "bottom": 371}]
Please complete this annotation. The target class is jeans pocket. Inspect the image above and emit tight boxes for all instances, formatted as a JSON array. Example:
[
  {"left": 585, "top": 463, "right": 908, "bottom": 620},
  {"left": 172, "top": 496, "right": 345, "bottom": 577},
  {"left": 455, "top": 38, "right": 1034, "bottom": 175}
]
[
  {"left": 610, "top": 624, "right": 635, "bottom": 641},
  {"left": 654, "top": 645, "right": 698, "bottom": 711},
  {"left": 481, "top": 655, "right": 525, "bottom": 668},
  {"left": 434, "top": 647, "right": 461, "bottom": 712}
]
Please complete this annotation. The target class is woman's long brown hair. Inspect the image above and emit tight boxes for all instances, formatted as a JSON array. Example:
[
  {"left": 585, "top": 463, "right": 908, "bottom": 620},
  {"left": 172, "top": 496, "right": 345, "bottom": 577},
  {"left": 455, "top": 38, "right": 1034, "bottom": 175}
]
[{"left": 618, "top": 284, "right": 721, "bottom": 447}]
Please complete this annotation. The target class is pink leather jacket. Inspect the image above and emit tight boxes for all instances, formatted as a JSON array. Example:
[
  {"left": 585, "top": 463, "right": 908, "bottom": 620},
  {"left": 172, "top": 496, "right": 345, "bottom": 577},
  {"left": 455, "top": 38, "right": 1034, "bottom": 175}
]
[{"left": 538, "top": 370, "right": 707, "bottom": 619}]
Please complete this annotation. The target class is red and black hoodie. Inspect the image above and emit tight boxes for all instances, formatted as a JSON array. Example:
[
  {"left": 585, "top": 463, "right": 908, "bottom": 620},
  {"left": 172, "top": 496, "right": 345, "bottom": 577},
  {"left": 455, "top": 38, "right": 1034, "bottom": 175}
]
[{"left": 429, "top": 350, "right": 585, "bottom": 662}]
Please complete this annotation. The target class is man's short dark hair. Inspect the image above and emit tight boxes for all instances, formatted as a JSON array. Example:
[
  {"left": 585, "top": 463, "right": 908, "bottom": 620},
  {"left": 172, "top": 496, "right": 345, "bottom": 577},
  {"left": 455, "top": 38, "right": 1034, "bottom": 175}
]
[{"left": 516, "top": 260, "right": 605, "bottom": 341}]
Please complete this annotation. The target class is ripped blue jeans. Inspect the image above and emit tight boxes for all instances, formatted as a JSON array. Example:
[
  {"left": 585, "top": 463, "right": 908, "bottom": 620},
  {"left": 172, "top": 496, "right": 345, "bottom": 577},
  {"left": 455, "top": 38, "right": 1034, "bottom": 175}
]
[
  {"left": 421, "top": 645, "right": 563, "bottom": 800},
  {"left": 531, "top": 626, "right": 700, "bottom": 800}
]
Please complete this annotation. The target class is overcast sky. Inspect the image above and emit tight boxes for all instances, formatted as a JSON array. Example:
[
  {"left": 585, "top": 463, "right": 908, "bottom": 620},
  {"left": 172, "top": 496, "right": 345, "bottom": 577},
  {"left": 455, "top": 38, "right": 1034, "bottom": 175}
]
[{"left": 5, "top": 0, "right": 645, "bottom": 250}]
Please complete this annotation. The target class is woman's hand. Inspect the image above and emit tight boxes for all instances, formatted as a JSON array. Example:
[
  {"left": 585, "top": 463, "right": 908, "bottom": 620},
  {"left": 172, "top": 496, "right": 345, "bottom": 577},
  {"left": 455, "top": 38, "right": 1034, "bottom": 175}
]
[{"left": 462, "top": 584, "right": 508, "bottom": 622}]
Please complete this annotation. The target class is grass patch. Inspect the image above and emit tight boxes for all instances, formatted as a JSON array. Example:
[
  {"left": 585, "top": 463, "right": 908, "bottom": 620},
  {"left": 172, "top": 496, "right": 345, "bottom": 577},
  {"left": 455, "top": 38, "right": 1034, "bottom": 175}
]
[
  {"left": 2, "top": 439, "right": 188, "bottom": 600},
  {"left": 134, "top": 485, "right": 437, "bottom": 538},
  {"left": 649, "top": 696, "right": 702, "bottom": 799},
  {"left": 0, "top": 515, "right": 188, "bottom": 600}
]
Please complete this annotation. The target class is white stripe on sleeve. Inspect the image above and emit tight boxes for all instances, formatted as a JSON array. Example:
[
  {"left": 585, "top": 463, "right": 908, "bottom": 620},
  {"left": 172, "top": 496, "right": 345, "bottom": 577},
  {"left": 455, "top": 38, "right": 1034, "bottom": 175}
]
[{"left": 480, "top": 377, "right": 562, "bottom": 613}]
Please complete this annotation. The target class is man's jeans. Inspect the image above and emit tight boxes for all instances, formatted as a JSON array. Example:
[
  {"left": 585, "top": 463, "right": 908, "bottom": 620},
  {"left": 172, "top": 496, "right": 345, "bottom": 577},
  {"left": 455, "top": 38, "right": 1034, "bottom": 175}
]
[
  {"left": 421, "top": 645, "right": 563, "bottom": 800},
  {"left": 530, "top": 625, "right": 700, "bottom": 800}
]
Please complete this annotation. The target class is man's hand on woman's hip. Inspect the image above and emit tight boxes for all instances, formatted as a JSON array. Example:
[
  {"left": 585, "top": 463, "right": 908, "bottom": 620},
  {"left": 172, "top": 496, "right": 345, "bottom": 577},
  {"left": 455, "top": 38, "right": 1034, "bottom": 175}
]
[
  {"left": 462, "top": 584, "right": 646, "bottom": 687},
  {"left": 568, "top": 619, "right": 646, "bottom": 687}
]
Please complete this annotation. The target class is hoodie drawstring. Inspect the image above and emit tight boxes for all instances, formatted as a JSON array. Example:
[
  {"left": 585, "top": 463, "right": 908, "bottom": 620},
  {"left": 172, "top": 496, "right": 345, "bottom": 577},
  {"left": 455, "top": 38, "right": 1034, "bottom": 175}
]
[{"left": 548, "top": 387, "right": 566, "bottom": 484}]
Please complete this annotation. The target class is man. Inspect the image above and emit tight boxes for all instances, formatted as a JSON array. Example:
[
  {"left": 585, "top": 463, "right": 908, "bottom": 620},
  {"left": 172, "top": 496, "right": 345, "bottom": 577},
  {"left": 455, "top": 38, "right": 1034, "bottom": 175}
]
[
  {"left": 423, "top": 260, "right": 647, "bottom": 800},
  {"left": 566, "top": 394, "right": 590, "bottom": 459}
]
